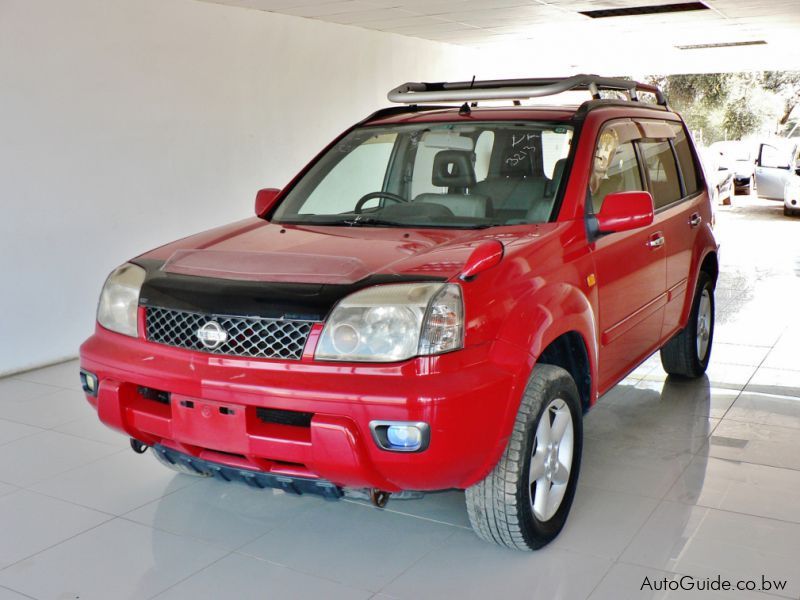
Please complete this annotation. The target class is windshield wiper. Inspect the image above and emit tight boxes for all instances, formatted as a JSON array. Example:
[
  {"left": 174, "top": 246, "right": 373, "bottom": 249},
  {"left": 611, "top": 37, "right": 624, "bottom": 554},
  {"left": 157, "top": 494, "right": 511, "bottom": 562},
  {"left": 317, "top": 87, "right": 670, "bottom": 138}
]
[
  {"left": 276, "top": 216, "right": 400, "bottom": 227},
  {"left": 338, "top": 216, "right": 404, "bottom": 227},
  {"left": 277, "top": 216, "right": 497, "bottom": 229}
]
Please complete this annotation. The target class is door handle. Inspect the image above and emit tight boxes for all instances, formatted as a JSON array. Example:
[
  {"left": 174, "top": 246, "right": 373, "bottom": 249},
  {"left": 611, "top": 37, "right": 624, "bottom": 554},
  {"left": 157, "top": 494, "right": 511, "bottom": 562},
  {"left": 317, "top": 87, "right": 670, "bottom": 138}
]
[
  {"left": 689, "top": 213, "right": 702, "bottom": 228},
  {"left": 646, "top": 232, "right": 665, "bottom": 249}
]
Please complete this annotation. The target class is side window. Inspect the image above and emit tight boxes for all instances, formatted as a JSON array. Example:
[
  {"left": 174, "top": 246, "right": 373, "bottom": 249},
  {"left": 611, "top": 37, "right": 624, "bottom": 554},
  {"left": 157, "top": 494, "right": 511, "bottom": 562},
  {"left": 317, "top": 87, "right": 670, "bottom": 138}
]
[
  {"left": 759, "top": 144, "right": 788, "bottom": 169},
  {"left": 590, "top": 122, "right": 644, "bottom": 214},
  {"left": 474, "top": 131, "right": 494, "bottom": 182},
  {"left": 301, "top": 133, "right": 396, "bottom": 214},
  {"left": 639, "top": 140, "right": 682, "bottom": 209},
  {"left": 668, "top": 122, "right": 702, "bottom": 196}
]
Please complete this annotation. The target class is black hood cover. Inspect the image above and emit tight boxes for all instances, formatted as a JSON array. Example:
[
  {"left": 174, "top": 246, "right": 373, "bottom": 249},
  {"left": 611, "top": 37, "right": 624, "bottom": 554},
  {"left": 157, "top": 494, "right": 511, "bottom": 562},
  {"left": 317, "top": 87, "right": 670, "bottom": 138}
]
[{"left": 135, "top": 259, "right": 443, "bottom": 322}]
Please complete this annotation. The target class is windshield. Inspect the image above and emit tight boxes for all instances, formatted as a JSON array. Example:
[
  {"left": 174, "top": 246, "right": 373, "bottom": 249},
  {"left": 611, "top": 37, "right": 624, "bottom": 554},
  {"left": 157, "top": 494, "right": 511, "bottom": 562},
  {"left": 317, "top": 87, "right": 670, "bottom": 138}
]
[{"left": 272, "top": 121, "right": 574, "bottom": 229}]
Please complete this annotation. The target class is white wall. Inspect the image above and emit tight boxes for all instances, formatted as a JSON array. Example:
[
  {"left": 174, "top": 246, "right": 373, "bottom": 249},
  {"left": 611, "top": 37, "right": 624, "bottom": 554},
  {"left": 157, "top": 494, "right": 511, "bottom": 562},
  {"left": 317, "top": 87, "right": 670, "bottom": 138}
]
[{"left": 0, "top": 0, "right": 477, "bottom": 375}]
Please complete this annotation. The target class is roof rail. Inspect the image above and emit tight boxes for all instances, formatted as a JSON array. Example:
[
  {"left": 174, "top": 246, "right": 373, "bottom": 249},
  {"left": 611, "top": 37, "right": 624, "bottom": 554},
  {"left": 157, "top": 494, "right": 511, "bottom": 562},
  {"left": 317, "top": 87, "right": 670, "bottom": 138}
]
[{"left": 387, "top": 74, "right": 668, "bottom": 108}]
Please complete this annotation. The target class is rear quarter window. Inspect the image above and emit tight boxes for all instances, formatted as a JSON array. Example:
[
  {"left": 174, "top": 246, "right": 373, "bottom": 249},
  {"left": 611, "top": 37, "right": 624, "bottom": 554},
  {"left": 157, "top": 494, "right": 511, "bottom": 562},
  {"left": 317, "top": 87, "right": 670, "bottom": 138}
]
[{"left": 668, "top": 122, "right": 703, "bottom": 196}]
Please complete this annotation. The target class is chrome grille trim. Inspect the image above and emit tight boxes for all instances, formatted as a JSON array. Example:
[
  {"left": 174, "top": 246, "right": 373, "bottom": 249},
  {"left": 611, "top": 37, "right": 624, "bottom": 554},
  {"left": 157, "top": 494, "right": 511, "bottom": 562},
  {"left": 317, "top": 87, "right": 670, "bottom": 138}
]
[{"left": 145, "top": 306, "right": 315, "bottom": 360}]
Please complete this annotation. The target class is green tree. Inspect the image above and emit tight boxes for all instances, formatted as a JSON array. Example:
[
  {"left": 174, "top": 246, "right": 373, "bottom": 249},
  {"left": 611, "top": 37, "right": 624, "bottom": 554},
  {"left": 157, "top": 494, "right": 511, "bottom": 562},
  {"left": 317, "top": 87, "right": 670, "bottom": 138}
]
[
  {"left": 722, "top": 96, "right": 762, "bottom": 140},
  {"left": 645, "top": 72, "right": 794, "bottom": 144},
  {"left": 761, "top": 71, "right": 800, "bottom": 128}
]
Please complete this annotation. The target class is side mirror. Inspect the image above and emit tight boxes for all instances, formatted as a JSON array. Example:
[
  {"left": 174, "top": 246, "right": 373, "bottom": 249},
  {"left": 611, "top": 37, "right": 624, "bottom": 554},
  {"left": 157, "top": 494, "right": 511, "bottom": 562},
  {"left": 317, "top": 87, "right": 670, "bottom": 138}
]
[
  {"left": 595, "top": 191, "right": 654, "bottom": 234},
  {"left": 255, "top": 188, "right": 281, "bottom": 219}
]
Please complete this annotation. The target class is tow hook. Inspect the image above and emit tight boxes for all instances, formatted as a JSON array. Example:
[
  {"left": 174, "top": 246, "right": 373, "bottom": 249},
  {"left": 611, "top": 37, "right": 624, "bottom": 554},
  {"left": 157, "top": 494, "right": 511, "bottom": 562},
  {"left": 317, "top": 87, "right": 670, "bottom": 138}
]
[
  {"left": 370, "top": 489, "right": 391, "bottom": 508},
  {"left": 130, "top": 438, "right": 149, "bottom": 454}
]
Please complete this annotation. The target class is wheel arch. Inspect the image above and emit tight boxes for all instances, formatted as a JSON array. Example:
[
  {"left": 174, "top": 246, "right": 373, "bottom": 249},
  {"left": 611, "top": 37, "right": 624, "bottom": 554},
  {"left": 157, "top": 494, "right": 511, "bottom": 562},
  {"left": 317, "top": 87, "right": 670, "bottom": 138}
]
[
  {"left": 496, "top": 281, "right": 599, "bottom": 410},
  {"left": 700, "top": 250, "right": 719, "bottom": 286},
  {"left": 678, "top": 235, "right": 719, "bottom": 329},
  {"left": 536, "top": 331, "right": 592, "bottom": 413}
]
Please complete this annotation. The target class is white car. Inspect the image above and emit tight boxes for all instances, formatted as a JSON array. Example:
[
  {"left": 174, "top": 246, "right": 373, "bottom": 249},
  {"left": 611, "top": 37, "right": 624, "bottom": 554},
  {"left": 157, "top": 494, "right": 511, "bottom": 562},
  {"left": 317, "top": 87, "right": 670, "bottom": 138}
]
[
  {"left": 755, "top": 139, "right": 800, "bottom": 200},
  {"left": 710, "top": 141, "right": 755, "bottom": 194},
  {"left": 700, "top": 148, "right": 734, "bottom": 205},
  {"left": 785, "top": 176, "right": 800, "bottom": 216}
]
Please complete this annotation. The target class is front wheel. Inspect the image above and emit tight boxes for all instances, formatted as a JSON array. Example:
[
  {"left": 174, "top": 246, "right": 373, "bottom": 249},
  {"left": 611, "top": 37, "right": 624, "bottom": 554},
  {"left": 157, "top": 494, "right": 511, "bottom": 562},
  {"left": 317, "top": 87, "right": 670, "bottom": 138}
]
[
  {"left": 660, "top": 271, "right": 715, "bottom": 378},
  {"left": 465, "top": 364, "right": 583, "bottom": 550}
]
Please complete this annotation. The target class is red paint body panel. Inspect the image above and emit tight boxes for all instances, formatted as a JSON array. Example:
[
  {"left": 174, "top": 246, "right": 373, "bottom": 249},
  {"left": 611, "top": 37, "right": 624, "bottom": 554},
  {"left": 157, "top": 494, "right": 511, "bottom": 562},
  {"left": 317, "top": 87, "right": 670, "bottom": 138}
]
[
  {"left": 81, "top": 326, "right": 528, "bottom": 490},
  {"left": 80, "top": 102, "right": 718, "bottom": 492}
]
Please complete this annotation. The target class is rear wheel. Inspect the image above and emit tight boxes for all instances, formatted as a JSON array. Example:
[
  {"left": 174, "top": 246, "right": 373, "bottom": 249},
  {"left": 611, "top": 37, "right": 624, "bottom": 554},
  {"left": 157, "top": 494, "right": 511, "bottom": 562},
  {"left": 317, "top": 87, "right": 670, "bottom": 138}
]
[
  {"left": 785, "top": 206, "right": 796, "bottom": 217},
  {"left": 660, "top": 271, "right": 715, "bottom": 378},
  {"left": 465, "top": 364, "right": 582, "bottom": 550}
]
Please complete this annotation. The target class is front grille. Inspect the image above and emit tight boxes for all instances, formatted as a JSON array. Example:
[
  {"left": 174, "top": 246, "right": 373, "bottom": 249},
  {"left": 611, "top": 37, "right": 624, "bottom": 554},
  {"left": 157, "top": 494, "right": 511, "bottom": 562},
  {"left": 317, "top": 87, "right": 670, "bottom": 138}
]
[{"left": 146, "top": 306, "right": 315, "bottom": 360}]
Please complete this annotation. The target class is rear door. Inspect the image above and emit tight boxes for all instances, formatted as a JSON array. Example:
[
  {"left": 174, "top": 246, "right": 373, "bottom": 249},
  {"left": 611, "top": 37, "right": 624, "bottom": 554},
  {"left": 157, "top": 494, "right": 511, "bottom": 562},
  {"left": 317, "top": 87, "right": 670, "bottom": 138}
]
[
  {"left": 589, "top": 120, "right": 667, "bottom": 389},
  {"left": 755, "top": 143, "right": 792, "bottom": 199},
  {"left": 638, "top": 120, "right": 707, "bottom": 340}
]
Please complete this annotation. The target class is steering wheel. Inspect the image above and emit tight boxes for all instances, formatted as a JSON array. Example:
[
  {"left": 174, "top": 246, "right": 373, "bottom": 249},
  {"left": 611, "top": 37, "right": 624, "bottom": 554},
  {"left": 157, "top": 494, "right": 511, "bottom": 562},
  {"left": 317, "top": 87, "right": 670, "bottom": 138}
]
[{"left": 354, "top": 191, "right": 409, "bottom": 214}]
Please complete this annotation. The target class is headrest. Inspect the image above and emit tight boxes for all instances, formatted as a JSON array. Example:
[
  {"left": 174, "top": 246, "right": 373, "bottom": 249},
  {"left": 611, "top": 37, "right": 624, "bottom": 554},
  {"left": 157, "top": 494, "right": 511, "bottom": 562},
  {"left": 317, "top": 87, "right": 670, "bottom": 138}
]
[
  {"left": 432, "top": 150, "right": 476, "bottom": 188},
  {"left": 546, "top": 158, "right": 568, "bottom": 197}
]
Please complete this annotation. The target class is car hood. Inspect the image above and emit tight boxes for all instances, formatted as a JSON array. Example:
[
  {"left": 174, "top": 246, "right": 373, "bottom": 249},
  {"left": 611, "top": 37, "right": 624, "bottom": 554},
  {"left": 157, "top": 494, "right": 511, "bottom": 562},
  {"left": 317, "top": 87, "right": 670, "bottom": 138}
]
[
  {"left": 139, "top": 218, "right": 547, "bottom": 285},
  {"left": 135, "top": 218, "right": 554, "bottom": 320}
]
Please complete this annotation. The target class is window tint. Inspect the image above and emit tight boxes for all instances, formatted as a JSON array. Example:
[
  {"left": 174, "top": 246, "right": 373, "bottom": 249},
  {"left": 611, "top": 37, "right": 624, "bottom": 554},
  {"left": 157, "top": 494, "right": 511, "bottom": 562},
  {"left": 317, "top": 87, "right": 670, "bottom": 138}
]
[
  {"left": 590, "top": 123, "right": 643, "bottom": 213},
  {"left": 639, "top": 140, "right": 682, "bottom": 209},
  {"left": 668, "top": 122, "right": 702, "bottom": 196}
]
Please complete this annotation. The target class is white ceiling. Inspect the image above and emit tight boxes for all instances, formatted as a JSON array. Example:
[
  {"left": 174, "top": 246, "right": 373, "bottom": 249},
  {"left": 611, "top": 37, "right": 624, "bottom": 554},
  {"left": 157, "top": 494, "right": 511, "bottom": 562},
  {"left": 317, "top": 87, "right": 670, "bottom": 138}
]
[{"left": 199, "top": 0, "right": 800, "bottom": 73}]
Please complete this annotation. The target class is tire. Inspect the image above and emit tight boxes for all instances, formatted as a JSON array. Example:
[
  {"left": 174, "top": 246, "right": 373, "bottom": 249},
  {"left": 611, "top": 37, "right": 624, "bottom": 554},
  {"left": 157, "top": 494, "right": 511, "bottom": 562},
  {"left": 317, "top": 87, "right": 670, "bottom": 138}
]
[
  {"left": 152, "top": 446, "right": 211, "bottom": 477},
  {"left": 737, "top": 179, "right": 751, "bottom": 195},
  {"left": 660, "top": 271, "right": 715, "bottom": 378},
  {"left": 465, "top": 364, "right": 583, "bottom": 551},
  {"left": 785, "top": 206, "right": 796, "bottom": 217}
]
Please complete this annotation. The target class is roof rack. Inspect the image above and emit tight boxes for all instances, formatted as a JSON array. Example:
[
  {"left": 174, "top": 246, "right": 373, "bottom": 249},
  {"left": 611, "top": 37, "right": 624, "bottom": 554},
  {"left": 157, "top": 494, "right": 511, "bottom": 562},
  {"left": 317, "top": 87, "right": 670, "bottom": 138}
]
[{"left": 387, "top": 74, "right": 668, "bottom": 108}]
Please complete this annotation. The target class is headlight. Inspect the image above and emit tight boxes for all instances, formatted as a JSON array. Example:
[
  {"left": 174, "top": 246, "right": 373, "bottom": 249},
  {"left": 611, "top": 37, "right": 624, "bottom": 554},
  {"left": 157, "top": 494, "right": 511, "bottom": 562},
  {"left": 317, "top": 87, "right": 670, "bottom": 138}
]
[
  {"left": 315, "top": 283, "right": 463, "bottom": 362},
  {"left": 97, "top": 263, "right": 146, "bottom": 337}
]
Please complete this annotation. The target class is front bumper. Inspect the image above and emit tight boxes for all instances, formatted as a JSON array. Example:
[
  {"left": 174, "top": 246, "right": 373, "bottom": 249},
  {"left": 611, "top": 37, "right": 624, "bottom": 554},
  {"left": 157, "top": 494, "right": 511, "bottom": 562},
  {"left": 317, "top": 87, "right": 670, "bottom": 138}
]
[{"left": 80, "top": 326, "right": 528, "bottom": 492}]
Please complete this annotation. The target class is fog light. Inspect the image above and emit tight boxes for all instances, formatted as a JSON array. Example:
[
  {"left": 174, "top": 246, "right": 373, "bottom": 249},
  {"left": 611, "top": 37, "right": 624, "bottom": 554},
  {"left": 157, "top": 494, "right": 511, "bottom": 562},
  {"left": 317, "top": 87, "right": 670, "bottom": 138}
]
[
  {"left": 387, "top": 425, "right": 421, "bottom": 448},
  {"left": 369, "top": 421, "right": 430, "bottom": 452},
  {"left": 79, "top": 369, "right": 98, "bottom": 397}
]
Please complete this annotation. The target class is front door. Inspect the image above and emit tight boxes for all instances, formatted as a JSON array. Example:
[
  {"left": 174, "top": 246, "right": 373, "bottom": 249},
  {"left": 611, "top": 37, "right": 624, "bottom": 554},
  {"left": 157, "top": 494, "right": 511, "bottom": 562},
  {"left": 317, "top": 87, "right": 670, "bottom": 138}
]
[
  {"left": 755, "top": 143, "right": 792, "bottom": 200},
  {"left": 588, "top": 121, "right": 667, "bottom": 390}
]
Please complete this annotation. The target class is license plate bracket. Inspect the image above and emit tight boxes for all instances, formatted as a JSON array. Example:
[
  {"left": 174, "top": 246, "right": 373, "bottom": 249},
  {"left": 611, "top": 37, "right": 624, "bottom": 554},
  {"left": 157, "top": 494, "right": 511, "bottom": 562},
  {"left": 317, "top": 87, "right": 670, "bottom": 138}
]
[{"left": 171, "top": 395, "right": 247, "bottom": 454}]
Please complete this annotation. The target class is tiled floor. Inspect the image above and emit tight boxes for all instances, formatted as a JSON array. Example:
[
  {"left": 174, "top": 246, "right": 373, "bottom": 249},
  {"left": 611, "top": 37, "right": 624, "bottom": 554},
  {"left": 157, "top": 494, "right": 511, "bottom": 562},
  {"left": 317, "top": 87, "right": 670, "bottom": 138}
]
[{"left": 1, "top": 196, "right": 800, "bottom": 599}]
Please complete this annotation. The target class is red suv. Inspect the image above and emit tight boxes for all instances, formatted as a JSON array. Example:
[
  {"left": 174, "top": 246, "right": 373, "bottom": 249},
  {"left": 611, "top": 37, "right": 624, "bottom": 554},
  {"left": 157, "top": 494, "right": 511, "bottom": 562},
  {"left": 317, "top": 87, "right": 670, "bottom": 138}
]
[{"left": 80, "top": 75, "right": 718, "bottom": 550}]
